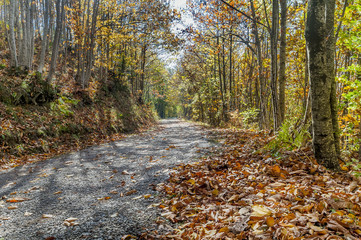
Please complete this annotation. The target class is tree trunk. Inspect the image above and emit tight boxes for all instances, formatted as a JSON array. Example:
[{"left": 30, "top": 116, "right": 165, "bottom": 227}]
[
  {"left": 250, "top": 0, "right": 267, "bottom": 129},
  {"left": 279, "top": 0, "right": 287, "bottom": 125},
  {"left": 305, "top": 0, "right": 340, "bottom": 170},
  {"left": 271, "top": 0, "right": 279, "bottom": 130},
  {"left": 38, "top": 0, "right": 50, "bottom": 73},
  {"left": 139, "top": 44, "right": 147, "bottom": 104},
  {"left": 47, "top": 0, "right": 65, "bottom": 82},
  {"left": 357, "top": 54, "right": 361, "bottom": 161},
  {"left": 83, "top": 0, "right": 100, "bottom": 88},
  {"left": 8, "top": 0, "right": 18, "bottom": 67}
]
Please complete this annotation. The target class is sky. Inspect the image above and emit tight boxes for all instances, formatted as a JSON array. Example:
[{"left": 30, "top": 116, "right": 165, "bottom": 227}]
[
  {"left": 160, "top": 0, "right": 193, "bottom": 70},
  {"left": 170, "top": 0, "right": 194, "bottom": 27}
]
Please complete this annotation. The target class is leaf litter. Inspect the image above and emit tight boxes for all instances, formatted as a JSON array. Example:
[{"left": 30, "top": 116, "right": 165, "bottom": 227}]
[{"left": 148, "top": 128, "right": 361, "bottom": 239}]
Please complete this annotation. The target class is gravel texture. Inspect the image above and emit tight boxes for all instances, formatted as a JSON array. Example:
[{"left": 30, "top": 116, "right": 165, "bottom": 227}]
[{"left": 0, "top": 119, "right": 217, "bottom": 240}]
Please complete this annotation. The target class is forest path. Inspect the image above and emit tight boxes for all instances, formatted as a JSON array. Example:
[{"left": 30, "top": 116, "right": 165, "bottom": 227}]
[{"left": 0, "top": 119, "right": 217, "bottom": 240}]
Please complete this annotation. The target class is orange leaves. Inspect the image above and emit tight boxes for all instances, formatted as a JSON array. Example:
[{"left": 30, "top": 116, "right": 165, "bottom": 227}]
[
  {"left": 266, "top": 217, "right": 276, "bottom": 227},
  {"left": 6, "top": 197, "right": 30, "bottom": 203},
  {"left": 268, "top": 164, "right": 288, "bottom": 178},
  {"left": 154, "top": 128, "right": 361, "bottom": 239}
]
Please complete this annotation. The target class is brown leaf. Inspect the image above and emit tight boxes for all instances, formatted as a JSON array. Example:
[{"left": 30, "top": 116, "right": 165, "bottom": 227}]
[
  {"left": 327, "top": 220, "right": 349, "bottom": 234},
  {"left": 125, "top": 189, "right": 137, "bottom": 196}
]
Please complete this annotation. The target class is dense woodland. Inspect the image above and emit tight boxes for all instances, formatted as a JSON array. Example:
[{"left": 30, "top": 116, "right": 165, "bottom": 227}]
[
  {"left": 0, "top": 0, "right": 359, "bottom": 168},
  {"left": 172, "top": 0, "right": 361, "bottom": 170},
  {"left": 0, "top": 0, "right": 180, "bottom": 164},
  {"left": 1, "top": 0, "right": 361, "bottom": 239}
]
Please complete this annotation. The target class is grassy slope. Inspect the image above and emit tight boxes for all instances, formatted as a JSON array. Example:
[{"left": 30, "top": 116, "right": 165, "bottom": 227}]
[{"left": 0, "top": 73, "right": 155, "bottom": 168}]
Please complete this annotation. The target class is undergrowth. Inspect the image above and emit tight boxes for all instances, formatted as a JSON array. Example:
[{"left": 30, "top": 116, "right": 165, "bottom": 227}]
[
  {"left": 0, "top": 71, "right": 156, "bottom": 168},
  {"left": 264, "top": 118, "right": 311, "bottom": 155}
]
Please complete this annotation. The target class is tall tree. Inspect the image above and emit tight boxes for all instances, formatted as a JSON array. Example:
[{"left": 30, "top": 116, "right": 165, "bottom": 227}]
[
  {"left": 278, "top": 0, "right": 287, "bottom": 124},
  {"left": 270, "top": 0, "right": 279, "bottom": 130},
  {"left": 305, "top": 0, "right": 340, "bottom": 169},
  {"left": 38, "top": 0, "right": 51, "bottom": 73},
  {"left": 47, "top": 0, "right": 66, "bottom": 82},
  {"left": 8, "top": 0, "right": 18, "bottom": 67}
]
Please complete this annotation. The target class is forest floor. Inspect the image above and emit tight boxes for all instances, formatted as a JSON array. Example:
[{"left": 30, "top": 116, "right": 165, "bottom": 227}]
[
  {"left": 0, "top": 119, "right": 217, "bottom": 240},
  {"left": 1, "top": 120, "right": 361, "bottom": 240}
]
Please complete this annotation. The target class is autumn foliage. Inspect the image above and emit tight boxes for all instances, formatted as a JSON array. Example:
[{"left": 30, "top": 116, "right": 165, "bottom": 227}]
[{"left": 152, "top": 128, "right": 361, "bottom": 239}]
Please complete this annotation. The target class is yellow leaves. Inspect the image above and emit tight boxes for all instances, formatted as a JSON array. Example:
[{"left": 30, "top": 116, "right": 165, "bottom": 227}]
[
  {"left": 187, "top": 179, "right": 196, "bottom": 185},
  {"left": 211, "top": 189, "right": 219, "bottom": 196},
  {"left": 251, "top": 205, "right": 272, "bottom": 217},
  {"left": 219, "top": 226, "right": 229, "bottom": 233},
  {"left": 266, "top": 217, "right": 275, "bottom": 227}
]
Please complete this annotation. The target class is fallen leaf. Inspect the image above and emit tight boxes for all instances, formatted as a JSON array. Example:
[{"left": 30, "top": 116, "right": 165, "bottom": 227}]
[
  {"left": 251, "top": 205, "right": 272, "bottom": 217},
  {"left": 121, "top": 235, "right": 137, "bottom": 240},
  {"left": 266, "top": 217, "right": 275, "bottom": 227},
  {"left": 125, "top": 189, "right": 137, "bottom": 196},
  {"left": 8, "top": 206, "right": 18, "bottom": 210},
  {"left": 144, "top": 194, "right": 152, "bottom": 199},
  {"left": 212, "top": 189, "right": 219, "bottom": 196},
  {"left": 187, "top": 179, "right": 196, "bottom": 185},
  {"left": 219, "top": 226, "right": 229, "bottom": 233},
  {"left": 42, "top": 214, "right": 54, "bottom": 218},
  {"left": 24, "top": 212, "right": 33, "bottom": 216},
  {"left": 65, "top": 217, "right": 78, "bottom": 222},
  {"left": 6, "top": 197, "right": 30, "bottom": 203}
]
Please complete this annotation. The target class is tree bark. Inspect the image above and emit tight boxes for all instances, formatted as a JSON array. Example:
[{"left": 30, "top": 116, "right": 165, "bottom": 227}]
[
  {"left": 250, "top": 0, "right": 267, "bottom": 129},
  {"left": 305, "top": 0, "right": 340, "bottom": 169},
  {"left": 8, "top": 0, "right": 18, "bottom": 67},
  {"left": 279, "top": 0, "right": 287, "bottom": 125},
  {"left": 83, "top": 0, "right": 100, "bottom": 88},
  {"left": 47, "top": 0, "right": 65, "bottom": 82},
  {"left": 38, "top": 0, "right": 50, "bottom": 73},
  {"left": 271, "top": 0, "right": 279, "bottom": 130}
]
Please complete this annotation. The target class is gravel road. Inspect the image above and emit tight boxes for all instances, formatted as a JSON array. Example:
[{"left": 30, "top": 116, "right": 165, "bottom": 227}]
[{"left": 0, "top": 119, "right": 217, "bottom": 240}]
